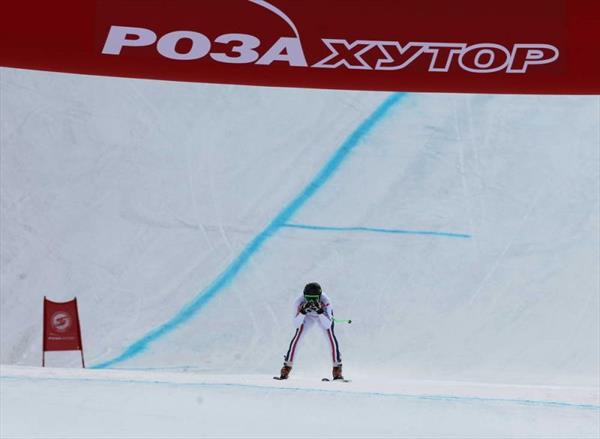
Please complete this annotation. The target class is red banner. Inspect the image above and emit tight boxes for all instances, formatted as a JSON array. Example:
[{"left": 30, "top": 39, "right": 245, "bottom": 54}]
[
  {"left": 1, "top": 0, "right": 599, "bottom": 94},
  {"left": 43, "top": 297, "right": 85, "bottom": 367}
]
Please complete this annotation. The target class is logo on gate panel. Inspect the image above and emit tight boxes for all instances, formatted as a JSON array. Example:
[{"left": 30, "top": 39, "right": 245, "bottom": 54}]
[
  {"left": 50, "top": 311, "right": 72, "bottom": 333},
  {"left": 100, "top": 1, "right": 560, "bottom": 74}
]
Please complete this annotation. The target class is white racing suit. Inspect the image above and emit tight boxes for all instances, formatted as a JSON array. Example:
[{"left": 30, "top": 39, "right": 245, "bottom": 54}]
[{"left": 283, "top": 292, "right": 342, "bottom": 367}]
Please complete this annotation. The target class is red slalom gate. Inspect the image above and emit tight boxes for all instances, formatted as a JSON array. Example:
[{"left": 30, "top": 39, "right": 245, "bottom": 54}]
[
  {"left": 42, "top": 297, "right": 85, "bottom": 367},
  {"left": 1, "top": 0, "right": 599, "bottom": 94}
]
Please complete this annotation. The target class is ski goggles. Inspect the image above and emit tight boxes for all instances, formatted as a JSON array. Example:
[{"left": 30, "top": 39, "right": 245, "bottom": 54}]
[{"left": 304, "top": 294, "right": 321, "bottom": 301}]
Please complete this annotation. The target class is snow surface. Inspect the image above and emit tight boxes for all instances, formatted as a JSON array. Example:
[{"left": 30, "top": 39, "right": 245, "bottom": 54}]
[
  {"left": 2, "top": 365, "right": 599, "bottom": 438},
  {"left": 1, "top": 67, "right": 599, "bottom": 437}
]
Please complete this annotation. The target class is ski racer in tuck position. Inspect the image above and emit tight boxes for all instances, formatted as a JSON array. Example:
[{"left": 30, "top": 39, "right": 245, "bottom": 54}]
[{"left": 276, "top": 282, "right": 344, "bottom": 380}]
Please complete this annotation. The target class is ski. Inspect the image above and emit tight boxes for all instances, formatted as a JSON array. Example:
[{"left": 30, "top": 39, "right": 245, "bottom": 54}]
[{"left": 274, "top": 376, "right": 351, "bottom": 382}]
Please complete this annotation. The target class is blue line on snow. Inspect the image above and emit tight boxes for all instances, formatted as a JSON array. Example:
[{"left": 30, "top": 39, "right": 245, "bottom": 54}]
[
  {"left": 283, "top": 223, "right": 471, "bottom": 239},
  {"left": 2, "top": 375, "right": 598, "bottom": 411},
  {"left": 92, "top": 92, "right": 406, "bottom": 369}
]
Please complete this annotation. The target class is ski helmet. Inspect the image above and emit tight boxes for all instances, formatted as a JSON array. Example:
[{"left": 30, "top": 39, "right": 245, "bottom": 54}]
[{"left": 303, "top": 282, "right": 322, "bottom": 301}]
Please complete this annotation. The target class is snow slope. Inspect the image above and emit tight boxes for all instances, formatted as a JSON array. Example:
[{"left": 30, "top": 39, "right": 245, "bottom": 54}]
[
  {"left": 2, "top": 365, "right": 599, "bottom": 438},
  {"left": 1, "top": 67, "right": 599, "bottom": 437}
]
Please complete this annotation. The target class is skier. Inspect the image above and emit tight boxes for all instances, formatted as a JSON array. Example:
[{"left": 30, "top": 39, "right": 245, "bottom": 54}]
[{"left": 277, "top": 282, "right": 344, "bottom": 380}]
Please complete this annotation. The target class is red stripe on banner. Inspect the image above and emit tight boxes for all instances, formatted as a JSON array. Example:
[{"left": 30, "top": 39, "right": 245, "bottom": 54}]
[{"left": 1, "top": 0, "right": 599, "bottom": 94}]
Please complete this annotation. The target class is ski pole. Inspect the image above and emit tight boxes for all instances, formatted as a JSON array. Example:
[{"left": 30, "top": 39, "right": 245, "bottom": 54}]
[{"left": 333, "top": 318, "right": 352, "bottom": 324}]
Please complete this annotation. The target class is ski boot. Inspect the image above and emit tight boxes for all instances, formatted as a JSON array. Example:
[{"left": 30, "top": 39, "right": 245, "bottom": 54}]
[
  {"left": 332, "top": 365, "right": 344, "bottom": 380},
  {"left": 278, "top": 365, "right": 292, "bottom": 380}
]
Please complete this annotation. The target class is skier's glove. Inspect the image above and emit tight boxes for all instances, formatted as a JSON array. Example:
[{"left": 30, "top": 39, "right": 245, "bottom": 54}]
[
  {"left": 303, "top": 301, "right": 320, "bottom": 313},
  {"left": 310, "top": 301, "right": 324, "bottom": 314},
  {"left": 312, "top": 301, "right": 324, "bottom": 314}
]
